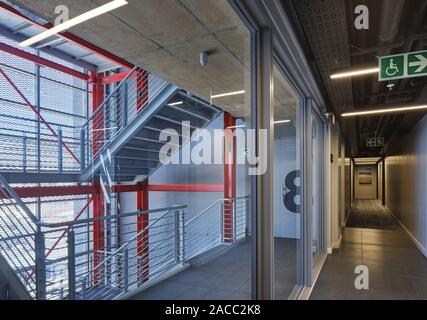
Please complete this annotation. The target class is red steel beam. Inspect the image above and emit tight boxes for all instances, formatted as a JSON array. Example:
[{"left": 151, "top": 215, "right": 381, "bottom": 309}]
[
  {"left": 145, "top": 184, "right": 224, "bottom": 192},
  {"left": 0, "top": 2, "right": 134, "bottom": 69},
  {"left": 0, "top": 42, "right": 89, "bottom": 81},
  {"left": 99, "top": 70, "right": 134, "bottom": 85},
  {"left": 0, "top": 184, "right": 223, "bottom": 199},
  {"left": 0, "top": 185, "right": 95, "bottom": 199}
]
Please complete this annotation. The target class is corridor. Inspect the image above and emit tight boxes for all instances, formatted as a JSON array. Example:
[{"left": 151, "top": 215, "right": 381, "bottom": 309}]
[{"left": 311, "top": 200, "right": 427, "bottom": 300}]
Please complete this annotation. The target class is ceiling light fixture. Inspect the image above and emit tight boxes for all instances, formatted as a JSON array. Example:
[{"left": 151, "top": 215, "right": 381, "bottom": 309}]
[
  {"left": 168, "top": 101, "right": 184, "bottom": 106},
  {"left": 211, "top": 90, "right": 246, "bottom": 99},
  {"left": 330, "top": 67, "right": 379, "bottom": 79},
  {"left": 274, "top": 120, "right": 291, "bottom": 124},
  {"left": 226, "top": 125, "right": 246, "bottom": 129},
  {"left": 342, "top": 105, "right": 427, "bottom": 117},
  {"left": 20, "top": 0, "right": 128, "bottom": 47}
]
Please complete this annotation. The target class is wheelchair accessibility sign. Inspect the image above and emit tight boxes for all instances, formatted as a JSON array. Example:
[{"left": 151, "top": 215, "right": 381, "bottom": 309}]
[{"left": 380, "top": 50, "right": 427, "bottom": 81}]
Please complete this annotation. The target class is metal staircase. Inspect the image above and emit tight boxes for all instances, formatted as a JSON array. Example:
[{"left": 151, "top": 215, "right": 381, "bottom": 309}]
[
  {"left": 0, "top": 65, "right": 244, "bottom": 300},
  {"left": 80, "top": 67, "right": 221, "bottom": 182}
]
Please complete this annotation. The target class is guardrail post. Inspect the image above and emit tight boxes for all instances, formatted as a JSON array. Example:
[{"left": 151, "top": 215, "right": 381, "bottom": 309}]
[
  {"left": 179, "top": 211, "right": 185, "bottom": 262},
  {"left": 123, "top": 248, "right": 128, "bottom": 293},
  {"left": 58, "top": 127, "right": 63, "bottom": 173},
  {"left": 35, "top": 231, "right": 46, "bottom": 300},
  {"left": 174, "top": 210, "right": 185, "bottom": 263},
  {"left": 82, "top": 279, "right": 86, "bottom": 300},
  {"left": 80, "top": 128, "right": 86, "bottom": 171},
  {"left": 122, "top": 82, "right": 128, "bottom": 127},
  {"left": 67, "top": 229, "right": 76, "bottom": 300},
  {"left": 22, "top": 132, "right": 27, "bottom": 173},
  {"left": 245, "top": 198, "right": 249, "bottom": 238},
  {"left": 219, "top": 202, "right": 224, "bottom": 244},
  {"left": 233, "top": 200, "right": 237, "bottom": 242}
]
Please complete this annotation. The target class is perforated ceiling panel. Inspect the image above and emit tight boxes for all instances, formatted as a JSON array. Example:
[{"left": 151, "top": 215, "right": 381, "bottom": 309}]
[{"left": 294, "top": 0, "right": 354, "bottom": 114}]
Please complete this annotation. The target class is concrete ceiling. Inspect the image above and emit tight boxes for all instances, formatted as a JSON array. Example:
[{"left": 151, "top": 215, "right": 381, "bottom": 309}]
[{"left": 10, "top": 0, "right": 252, "bottom": 118}]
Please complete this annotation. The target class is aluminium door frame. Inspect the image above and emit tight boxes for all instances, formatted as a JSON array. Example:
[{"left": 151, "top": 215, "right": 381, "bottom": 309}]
[{"left": 309, "top": 102, "right": 327, "bottom": 265}]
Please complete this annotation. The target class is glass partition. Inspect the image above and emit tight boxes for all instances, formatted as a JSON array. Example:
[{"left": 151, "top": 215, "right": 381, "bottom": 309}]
[{"left": 273, "top": 65, "right": 303, "bottom": 299}]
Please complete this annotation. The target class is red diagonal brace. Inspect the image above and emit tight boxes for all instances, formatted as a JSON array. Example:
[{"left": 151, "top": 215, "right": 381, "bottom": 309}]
[
  {"left": 0, "top": 67, "right": 80, "bottom": 164},
  {"left": 0, "top": 42, "right": 90, "bottom": 81},
  {"left": 26, "top": 198, "right": 93, "bottom": 283}
]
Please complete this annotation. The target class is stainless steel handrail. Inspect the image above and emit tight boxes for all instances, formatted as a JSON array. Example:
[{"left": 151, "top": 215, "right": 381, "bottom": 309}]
[
  {"left": 37, "top": 205, "right": 187, "bottom": 229},
  {"left": 185, "top": 196, "right": 249, "bottom": 226}
]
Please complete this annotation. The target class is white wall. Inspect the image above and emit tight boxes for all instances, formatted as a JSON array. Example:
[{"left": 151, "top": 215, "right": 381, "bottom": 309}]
[{"left": 385, "top": 115, "right": 427, "bottom": 257}]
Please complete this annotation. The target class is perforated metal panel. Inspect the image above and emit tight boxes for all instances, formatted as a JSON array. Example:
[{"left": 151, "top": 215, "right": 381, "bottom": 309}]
[{"left": 294, "top": 0, "right": 354, "bottom": 113}]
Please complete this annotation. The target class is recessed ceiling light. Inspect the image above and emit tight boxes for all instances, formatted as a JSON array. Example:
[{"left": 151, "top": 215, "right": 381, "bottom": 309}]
[
  {"left": 342, "top": 105, "right": 427, "bottom": 117},
  {"left": 226, "top": 125, "right": 246, "bottom": 129},
  {"left": 330, "top": 67, "right": 379, "bottom": 79},
  {"left": 168, "top": 101, "right": 184, "bottom": 106},
  {"left": 211, "top": 90, "right": 246, "bottom": 99},
  {"left": 274, "top": 120, "right": 291, "bottom": 124},
  {"left": 20, "top": 0, "right": 128, "bottom": 47}
]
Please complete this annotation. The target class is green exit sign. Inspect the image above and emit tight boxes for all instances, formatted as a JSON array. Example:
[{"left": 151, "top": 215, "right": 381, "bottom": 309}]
[{"left": 379, "top": 50, "right": 427, "bottom": 81}]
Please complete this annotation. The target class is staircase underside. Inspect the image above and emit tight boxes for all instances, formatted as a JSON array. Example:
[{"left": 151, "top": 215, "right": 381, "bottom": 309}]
[{"left": 82, "top": 89, "right": 221, "bottom": 183}]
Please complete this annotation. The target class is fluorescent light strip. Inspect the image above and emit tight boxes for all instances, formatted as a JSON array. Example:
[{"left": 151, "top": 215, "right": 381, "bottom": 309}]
[
  {"left": 211, "top": 90, "right": 246, "bottom": 99},
  {"left": 330, "top": 67, "right": 379, "bottom": 79},
  {"left": 274, "top": 120, "right": 291, "bottom": 124},
  {"left": 20, "top": 0, "right": 128, "bottom": 47},
  {"left": 342, "top": 105, "right": 427, "bottom": 117},
  {"left": 226, "top": 125, "right": 246, "bottom": 129},
  {"left": 91, "top": 127, "right": 118, "bottom": 132},
  {"left": 168, "top": 101, "right": 184, "bottom": 106}
]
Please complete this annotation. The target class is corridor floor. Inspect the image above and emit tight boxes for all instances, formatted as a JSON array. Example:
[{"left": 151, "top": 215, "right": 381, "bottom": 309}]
[{"left": 310, "top": 200, "right": 427, "bottom": 300}]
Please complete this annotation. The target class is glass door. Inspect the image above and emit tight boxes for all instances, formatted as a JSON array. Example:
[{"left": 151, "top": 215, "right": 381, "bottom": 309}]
[
  {"left": 273, "top": 64, "right": 303, "bottom": 299},
  {"left": 311, "top": 110, "right": 324, "bottom": 266}
]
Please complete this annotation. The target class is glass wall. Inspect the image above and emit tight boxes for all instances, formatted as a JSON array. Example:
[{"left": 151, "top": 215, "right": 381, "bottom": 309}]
[
  {"left": 273, "top": 65, "right": 303, "bottom": 299},
  {"left": 115, "top": 0, "right": 255, "bottom": 300}
]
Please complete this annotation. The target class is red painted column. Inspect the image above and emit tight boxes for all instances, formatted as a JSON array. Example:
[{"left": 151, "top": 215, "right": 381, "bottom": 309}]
[
  {"left": 136, "top": 76, "right": 149, "bottom": 282},
  {"left": 93, "top": 184, "right": 105, "bottom": 284},
  {"left": 137, "top": 181, "right": 149, "bottom": 284},
  {"left": 136, "top": 70, "right": 149, "bottom": 112},
  {"left": 224, "top": 112, "right": 237, "bottom": 243},
  {"left": 90, "top": 72, "right": 105, "bottom": 282},
  {"left": 90, "top": 71, "right": 105, "bottom": 158}
]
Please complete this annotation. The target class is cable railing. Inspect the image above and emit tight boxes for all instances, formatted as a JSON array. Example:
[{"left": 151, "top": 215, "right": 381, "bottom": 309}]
[
  {"left": 0, "top": 171, "right": 249, "bottom": 300},
  {"left": 80, "top": 67, "right": 169, "bottom": 171},
  {"left": 0, "top": 174, "right": 38, "bottom": 298}
]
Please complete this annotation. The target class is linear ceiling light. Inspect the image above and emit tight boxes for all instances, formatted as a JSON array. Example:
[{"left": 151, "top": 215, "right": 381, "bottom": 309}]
[
  {"left": 330, "top": 67, "right": 379, "bottom": 79},
  {"left": 168, "top": 101, "right": 184, "bottom": 106},
  {"left": 19, "top": 0, "right": 128, "bottom": 47},
  {"left": 226, "top": 125, "right": 246, "bottom": 129},
  {"left": 342, "top": 105, "right": 427, "bottom": 117},
  {"left": 211, "top": 90, "right": 246, "bottom": 99},
  {"left": 274, "top": 120, "right": 291, "bottom": 124}
]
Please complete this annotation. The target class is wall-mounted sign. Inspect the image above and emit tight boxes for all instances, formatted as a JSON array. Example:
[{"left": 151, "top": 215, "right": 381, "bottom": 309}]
[
  {"left": 366, "top": 137, "right": 384, "bottom": 147},
  {"left": 379, "top": 50, "right": 427, "bottom": 81}
]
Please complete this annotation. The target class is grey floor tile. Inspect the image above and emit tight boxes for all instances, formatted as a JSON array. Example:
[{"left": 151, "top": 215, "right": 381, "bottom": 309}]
[{"left": 311, "top": 200, "right": 427, "bottom": 300}]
